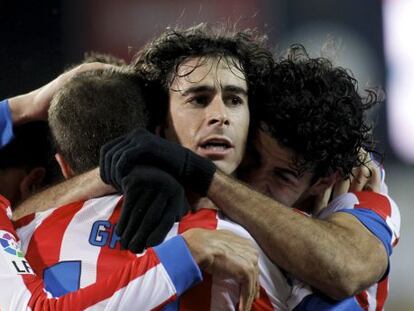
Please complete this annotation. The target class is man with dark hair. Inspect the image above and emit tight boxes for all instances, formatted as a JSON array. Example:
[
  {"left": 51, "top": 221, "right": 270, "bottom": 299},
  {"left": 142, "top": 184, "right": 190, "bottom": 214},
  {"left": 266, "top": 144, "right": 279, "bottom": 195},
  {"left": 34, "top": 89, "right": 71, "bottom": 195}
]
[
  {"left": 101, "top": 45, "right": 399, "bottom": 310},
  {"left": 4, "top": 25, "right": 291, "bottom": 310},
  {"left": 1, "top": 63, "right": 264, "bottom": 310}
]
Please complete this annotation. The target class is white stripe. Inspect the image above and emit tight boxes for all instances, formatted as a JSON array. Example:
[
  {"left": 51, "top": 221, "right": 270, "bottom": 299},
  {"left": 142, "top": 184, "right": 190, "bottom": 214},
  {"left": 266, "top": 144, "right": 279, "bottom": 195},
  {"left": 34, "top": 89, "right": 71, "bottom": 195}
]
[
  {"left": 366, "top": 283, "right": 378, "bottom": 311},
  {"left": 17, "top": 207, "right": 58, "bottom": 254},
  {"left": 59, "top": 195, "right": 121, "bottom": 288},
  {"left": 84, "top": 263, "right": 176, "bottom": 311},
  {"left": 216, "top": 214, "right": 290, "bottom": 311}
]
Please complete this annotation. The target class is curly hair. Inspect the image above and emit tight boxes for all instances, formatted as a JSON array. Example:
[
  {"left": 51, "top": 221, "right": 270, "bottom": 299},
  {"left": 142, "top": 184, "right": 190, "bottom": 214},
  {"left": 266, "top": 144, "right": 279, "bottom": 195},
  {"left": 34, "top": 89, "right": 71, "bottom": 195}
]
[
  {"left": 261, "top": 45, "right": 381, "bottom": 179},
  {"left": 132, "top": 23, "right": 274, "bottom": 130}
]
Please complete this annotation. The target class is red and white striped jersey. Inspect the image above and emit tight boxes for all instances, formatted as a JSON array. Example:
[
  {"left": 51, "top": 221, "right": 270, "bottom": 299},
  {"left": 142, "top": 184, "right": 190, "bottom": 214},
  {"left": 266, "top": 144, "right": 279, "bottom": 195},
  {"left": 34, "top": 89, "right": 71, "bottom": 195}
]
[
  {"left": 0, "top": 194, "right": 202, "bottom": 311},
  {"left": 316, "top": 191, "right": 401, "bottom": 311},
  {"left": 15, "top": 195, "right": 291, "bottom": 311}
]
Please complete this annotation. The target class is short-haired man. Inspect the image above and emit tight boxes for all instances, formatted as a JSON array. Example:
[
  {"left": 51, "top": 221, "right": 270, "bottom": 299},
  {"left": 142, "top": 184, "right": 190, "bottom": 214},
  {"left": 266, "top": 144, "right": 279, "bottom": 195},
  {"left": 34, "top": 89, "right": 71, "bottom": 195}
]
[
  {"left": 0, "top": 66, "right": 263, "bottom": 310},
  {"left": 2, "top": 22, "right": 285, "bottom": 309}
]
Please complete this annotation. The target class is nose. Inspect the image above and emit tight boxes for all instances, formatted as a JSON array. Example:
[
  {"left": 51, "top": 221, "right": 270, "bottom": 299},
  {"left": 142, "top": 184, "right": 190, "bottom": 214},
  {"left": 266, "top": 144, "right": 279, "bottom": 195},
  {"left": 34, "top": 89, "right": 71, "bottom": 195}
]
[{"left": 206, "top": 96, "right": 230, "bottom": 127}]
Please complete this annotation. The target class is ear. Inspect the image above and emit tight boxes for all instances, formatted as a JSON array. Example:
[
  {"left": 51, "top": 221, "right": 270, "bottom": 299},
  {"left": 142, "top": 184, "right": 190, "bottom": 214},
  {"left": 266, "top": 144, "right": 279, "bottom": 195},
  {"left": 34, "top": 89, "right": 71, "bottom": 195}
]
[
  {"left": 308, "top": 171, "right": 341, "bottom": 197},
  {"left": 19, "top": 167, "right": 46, "bottom": 199},
  {"left": 55, "top": 153, "right": 75, "bottom": 179}
]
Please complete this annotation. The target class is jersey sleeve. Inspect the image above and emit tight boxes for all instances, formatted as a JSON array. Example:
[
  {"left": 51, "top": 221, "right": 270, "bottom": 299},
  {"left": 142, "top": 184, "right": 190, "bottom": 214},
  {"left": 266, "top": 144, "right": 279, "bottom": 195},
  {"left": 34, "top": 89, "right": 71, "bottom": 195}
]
[
  {"left": 0, "top": 99, "right": 14, "bottom": 148},
  {"left": 318, "top": 191, "right": 400, "bottom": 260},
  {"left": 0, "top": 195, "right": 202, "bottom": 311}
]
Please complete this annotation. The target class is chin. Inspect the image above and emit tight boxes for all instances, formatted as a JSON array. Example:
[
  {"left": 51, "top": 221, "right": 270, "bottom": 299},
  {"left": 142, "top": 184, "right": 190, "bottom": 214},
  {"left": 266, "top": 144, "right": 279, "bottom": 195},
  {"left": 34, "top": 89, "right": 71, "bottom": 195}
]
[{"left": 214, "top": 159, "right": 238, "bottom": 175}]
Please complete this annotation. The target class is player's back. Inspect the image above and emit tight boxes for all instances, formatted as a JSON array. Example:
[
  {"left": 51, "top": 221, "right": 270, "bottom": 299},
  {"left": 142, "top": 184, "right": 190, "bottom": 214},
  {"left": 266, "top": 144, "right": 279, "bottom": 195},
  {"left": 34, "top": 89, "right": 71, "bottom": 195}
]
[{"left": 15, "top": 195, "right": 291, "bottom": 310}]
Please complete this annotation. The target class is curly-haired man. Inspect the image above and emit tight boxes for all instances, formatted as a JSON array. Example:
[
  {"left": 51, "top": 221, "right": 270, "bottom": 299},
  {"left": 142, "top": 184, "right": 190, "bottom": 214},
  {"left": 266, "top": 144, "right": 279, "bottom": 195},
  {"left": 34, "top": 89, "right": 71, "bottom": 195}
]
[{"left": 102, "top": 44, "right": 400, "bottom": 310}]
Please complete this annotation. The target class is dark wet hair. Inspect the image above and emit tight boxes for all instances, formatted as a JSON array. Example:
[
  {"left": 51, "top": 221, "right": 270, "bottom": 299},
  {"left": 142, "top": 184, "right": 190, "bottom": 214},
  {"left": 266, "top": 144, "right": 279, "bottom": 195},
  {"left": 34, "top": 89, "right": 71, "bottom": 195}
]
[{"left": 132, "top": 23, "right": 274, "bottom": 130}]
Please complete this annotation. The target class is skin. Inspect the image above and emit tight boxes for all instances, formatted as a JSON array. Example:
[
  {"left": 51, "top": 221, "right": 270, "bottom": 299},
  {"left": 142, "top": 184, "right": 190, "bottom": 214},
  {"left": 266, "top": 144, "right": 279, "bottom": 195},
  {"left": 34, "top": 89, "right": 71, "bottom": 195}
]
[
  {"left": 165, "top": 56, "right": 250, "bottom": 175},
  {"left": 9, "top": 58, "right": 258, "bottom": 311},
  {"left": 207, "top": 130, "right": 388, "bottom": 299},
  {"left": 8, "top": 62, "right": 113, "bottom": 125},
  {"left": 10, "top": 57, "right": 387, "bottom": 303}
]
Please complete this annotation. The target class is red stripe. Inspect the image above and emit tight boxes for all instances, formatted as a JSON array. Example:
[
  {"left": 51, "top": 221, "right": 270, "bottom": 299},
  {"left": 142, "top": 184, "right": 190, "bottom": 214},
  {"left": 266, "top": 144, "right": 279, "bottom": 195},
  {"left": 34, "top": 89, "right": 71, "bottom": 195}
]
[
  {"left": 13, "top": 213, "right": 35, "bottom": 229},
  {"left": 0, "top": 194, "right": 10, "bottom": 208},
  {"left": 356, "top": 290, "right": 369, "bottom": 311},
  {"left": 178, "top": 209, "right": 218, "bottom": 311},
  {"left": 95, "top": 197, "right": 136, "bottom": 283},
  {"left": 252, "top": 286, "right": 275, "bottom": 311},
  {"left": 354, "top": 192, "right": 391, "bottom": 221},
  {"left": 152, "top": 294, "right": 178, "bottom": 311},
  {"left": 0, "top": 207, "right": 16, "bottom": 236},
  {"left": 178, "top": 209, "right": 218, "bottom": 232},
  {"left": 375, "top": 277, "right": 388, "bottom": 311},
  {"left": 25, "top": 201, "right": 85, "bottom": 275},
  {"left": 22, "top": 248, "right": 162, "bottom": 310}
]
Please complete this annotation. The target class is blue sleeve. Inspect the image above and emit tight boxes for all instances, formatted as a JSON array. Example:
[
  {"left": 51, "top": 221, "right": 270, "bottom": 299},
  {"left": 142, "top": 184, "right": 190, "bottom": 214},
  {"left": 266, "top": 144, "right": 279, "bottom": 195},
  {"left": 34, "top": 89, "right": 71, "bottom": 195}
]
[
  {"left": 339, "top": 208, "right": 393, "bottom": 257},
  {"left": 153, "top": 235, "right": 202, "bottom": 296},
  {"left": 294, "top": 294, "right": 362, "bottom": 311},
  {"left": 0, "top": 100, "right": 14, "bottom": 148}
]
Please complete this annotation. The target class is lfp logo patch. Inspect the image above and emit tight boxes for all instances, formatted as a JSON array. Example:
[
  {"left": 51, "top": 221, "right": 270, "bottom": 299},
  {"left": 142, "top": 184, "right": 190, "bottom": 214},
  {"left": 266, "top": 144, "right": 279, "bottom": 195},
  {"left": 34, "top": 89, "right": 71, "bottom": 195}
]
[
  {"left": 0, "top": 230, "right": 33, "bottom": 275},
  {"left": 0, "top": 232, "right": 24, "bottom": 257}
]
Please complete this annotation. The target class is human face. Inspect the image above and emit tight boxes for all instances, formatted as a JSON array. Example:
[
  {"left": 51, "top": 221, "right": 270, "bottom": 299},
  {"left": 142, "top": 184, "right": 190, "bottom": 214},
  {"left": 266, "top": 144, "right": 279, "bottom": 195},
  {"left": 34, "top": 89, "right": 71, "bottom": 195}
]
[
  {"left": 165, "top": 56, "right": 250, "bottom": 175},
  {"left": 241, "top": 130, "right": 315, "bottom": 207}
]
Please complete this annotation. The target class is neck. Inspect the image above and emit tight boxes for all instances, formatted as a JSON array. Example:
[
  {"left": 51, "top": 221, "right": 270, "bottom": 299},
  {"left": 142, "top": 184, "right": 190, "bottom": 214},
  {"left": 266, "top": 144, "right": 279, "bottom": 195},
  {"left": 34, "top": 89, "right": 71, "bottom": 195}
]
[{"left": 187, "top": 190, "right": 218, "bottom": 212}]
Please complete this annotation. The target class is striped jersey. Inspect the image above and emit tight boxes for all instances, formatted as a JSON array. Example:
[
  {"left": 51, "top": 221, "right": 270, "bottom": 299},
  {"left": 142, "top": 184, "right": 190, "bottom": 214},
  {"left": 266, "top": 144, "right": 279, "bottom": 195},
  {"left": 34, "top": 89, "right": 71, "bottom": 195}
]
[
  {"left": 0, "top": 194, "right": 202, "bottom": 311},
  {"left": 14, "top": 196, "right": 292, "bottom": 311},
  {"left": 316, "top": 191, "right": 400, "bottom": 311}
]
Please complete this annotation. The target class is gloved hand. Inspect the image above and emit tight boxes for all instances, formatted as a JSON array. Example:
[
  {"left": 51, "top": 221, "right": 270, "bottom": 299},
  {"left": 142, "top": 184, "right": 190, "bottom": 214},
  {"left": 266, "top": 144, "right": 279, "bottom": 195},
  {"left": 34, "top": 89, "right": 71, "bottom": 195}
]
[
  {"left": 117, "top": 165, "right": 190, "bottom": 253},
  {"left": 100, "top": 128, "right": 216, "bottom": 196}
]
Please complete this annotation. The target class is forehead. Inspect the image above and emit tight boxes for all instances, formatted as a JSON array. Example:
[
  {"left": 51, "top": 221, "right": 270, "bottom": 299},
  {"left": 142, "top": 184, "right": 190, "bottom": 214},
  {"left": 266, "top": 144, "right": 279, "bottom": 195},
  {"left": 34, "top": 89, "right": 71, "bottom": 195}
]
[
  {"left": 255, "top": 130, "right": 296, "bottom": 168},
  {"left": 170, "top": 56, "right": 247, "bottom": 92}
]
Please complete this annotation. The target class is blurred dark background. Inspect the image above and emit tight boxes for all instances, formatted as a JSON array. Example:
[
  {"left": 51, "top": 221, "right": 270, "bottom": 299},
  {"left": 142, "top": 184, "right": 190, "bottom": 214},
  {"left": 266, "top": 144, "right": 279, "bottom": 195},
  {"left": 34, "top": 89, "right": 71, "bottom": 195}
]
[{"left": 1, "top": 1, "right": 412, "bottom": 309}]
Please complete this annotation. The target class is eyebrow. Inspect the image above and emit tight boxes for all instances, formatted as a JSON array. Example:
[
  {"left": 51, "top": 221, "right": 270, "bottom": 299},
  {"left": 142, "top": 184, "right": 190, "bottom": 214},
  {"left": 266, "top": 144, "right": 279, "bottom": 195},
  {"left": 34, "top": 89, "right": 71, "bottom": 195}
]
[{"left": 180, "top": 84, "right": 248, "bottom": 97}]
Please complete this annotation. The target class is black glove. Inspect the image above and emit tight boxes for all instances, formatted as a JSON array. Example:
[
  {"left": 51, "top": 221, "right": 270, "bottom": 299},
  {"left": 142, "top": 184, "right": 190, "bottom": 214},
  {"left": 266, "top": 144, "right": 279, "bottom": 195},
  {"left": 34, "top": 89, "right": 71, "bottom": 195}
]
[
  {"left": 117, "top": 165, "right": 190, "bottom": 253},
  {"left": 100, "top": 128, "right": 216, "bottom": 196}
]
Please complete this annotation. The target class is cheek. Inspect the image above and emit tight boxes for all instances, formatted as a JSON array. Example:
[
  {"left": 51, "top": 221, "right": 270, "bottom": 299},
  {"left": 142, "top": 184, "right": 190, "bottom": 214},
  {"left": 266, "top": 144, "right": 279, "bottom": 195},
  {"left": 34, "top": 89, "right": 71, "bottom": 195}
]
[{"left": 266, "top": 181, "right": 301, "bottom": 207}]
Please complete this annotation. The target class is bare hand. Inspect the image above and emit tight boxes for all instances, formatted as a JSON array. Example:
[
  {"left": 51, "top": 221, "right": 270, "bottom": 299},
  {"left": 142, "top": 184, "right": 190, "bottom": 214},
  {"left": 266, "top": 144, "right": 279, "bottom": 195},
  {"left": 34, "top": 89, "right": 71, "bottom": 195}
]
[
  {"left": 332, "top": 150, "right": 382, "bottom": 198},
  {"left": 182, "top": 228, "right": 260, "bottom": 311}
]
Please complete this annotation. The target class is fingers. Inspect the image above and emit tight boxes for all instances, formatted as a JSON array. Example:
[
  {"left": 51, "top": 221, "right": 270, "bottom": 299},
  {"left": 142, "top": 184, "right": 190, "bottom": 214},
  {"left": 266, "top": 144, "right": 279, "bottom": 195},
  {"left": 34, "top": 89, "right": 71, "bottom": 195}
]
[
  {"left": 238, "top": 250, "right": 259, "bottom": 311},
  {"left": 127, "top": 194, "right": 167, "bottom": 252},
  {"left": 314, "top": 184, "right": 333, "bottom": 215},
  {"left": 332, "top": 178, "right": 351, "bottom": 199},
  {"left": 146, "top": 194, "right": 189, "bottom": 247},
  {"left": 364, "top": 162, "right": 381, "bottom": 193},
  {"left": 349, "top": 165, "right": 371, "bottom": 192},
  {"left": 100, "top": 135, "right": 127, "bottom": 183},
  {"left": 119, "top": 190, "right": 153, "bottom": 249}
]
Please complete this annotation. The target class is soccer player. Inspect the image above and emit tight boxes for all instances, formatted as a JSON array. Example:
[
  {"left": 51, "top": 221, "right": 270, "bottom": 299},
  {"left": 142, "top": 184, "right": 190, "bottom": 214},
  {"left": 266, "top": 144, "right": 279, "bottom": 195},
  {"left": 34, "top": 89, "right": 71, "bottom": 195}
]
[
  {"left": 11, "top": 26, "right": 291, "bottom": 310},
  {"left": 101, "top": 44, "right": 400, "bottom": 310},
  {"left": 0, "top": 66, "right": 261, "bottom": 310}
]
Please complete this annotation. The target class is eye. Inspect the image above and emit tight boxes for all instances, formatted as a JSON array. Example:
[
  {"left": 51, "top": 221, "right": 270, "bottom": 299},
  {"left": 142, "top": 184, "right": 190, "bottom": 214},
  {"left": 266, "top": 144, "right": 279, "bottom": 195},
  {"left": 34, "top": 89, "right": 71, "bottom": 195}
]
[
  {"left": 225, "top": 95, "right": 244, "bottom": 106},
  {"left": 188, "top": 95, "right": 209, "bottom": 107},
  {"left": 272, "top": 170, "right": 292, "bottom": 184}
]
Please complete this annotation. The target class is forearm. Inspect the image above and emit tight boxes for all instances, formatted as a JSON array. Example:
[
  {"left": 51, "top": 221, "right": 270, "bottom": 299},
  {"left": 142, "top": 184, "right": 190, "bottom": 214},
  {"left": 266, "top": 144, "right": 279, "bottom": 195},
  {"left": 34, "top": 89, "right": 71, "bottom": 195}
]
[
  {"left": 12, "top": 168, "right": 114, "bottom": 220},
  {"left": 207, "top": 171, "right": 387, "bottom": 299},
  {"left": 8, "top": 93, "right": 37, "bottom": 125}
]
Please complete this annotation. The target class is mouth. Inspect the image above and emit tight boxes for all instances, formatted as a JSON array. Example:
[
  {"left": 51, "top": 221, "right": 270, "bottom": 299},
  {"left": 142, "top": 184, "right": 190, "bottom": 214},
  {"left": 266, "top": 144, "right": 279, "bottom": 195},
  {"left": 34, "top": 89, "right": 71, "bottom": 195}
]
[{"left": 197, "top": 137, "right": 234, "bottom": 159}]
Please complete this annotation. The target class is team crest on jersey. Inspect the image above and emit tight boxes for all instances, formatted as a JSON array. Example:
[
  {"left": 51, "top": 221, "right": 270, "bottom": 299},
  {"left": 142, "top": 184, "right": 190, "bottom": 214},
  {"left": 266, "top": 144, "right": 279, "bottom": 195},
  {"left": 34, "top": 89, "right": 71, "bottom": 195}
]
[{"left": 0, "top": 230, "right": 33, "bottom": 275}]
